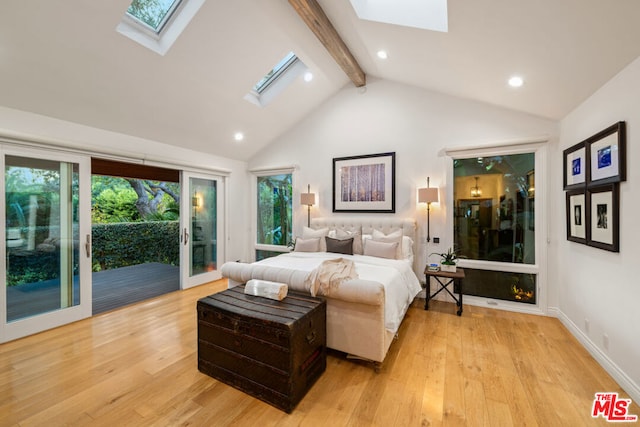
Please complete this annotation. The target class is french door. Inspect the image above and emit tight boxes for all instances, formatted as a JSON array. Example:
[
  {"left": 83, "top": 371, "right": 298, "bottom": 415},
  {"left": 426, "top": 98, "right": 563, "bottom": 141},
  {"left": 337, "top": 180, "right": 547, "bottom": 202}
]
[
  {"left": 1, "top": 146, "right": 92, "bottom": 343},
  {"left": 180, "top": 172, "right": 225, "bottom": 289}
]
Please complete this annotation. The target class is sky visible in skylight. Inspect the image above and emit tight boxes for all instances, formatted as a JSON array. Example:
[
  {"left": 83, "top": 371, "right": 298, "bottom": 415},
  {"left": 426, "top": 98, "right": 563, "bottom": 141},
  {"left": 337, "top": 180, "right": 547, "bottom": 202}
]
[
  {"left": 127, "top": 0, "right": 181, "bottom": 32},
  {"left": 349, "top": 0, "right": 448, "bottom": 32}
]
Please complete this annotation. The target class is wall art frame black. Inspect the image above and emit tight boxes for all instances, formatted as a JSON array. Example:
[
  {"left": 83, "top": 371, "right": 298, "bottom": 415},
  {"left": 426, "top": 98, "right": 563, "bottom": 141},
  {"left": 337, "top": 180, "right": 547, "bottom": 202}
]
[
  {"left": 563, "top": 141, "right": 587, "bottom": 190},
  {"left": 566, "top": 189, "right": 587, "bottom": 244},
  {"left": 586, "top": 121, "right": 626, "bottom": 186},
  {"left": 586, "top": 184, "right": 619, "bottom": 252},
  {"left": 332, "top": 152, "right": 396, "bottom": 213}
]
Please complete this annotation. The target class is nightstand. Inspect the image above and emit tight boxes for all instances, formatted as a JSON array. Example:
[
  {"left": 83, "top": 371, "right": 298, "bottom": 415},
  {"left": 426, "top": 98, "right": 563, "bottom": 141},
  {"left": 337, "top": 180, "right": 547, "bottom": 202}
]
[{"left": 424, "top": 267, "right": 465, "bottom": 316}]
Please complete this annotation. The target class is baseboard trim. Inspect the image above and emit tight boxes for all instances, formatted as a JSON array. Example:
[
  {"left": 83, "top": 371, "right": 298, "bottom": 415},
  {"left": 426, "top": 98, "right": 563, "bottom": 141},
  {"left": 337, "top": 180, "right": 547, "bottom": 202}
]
[{"left": 554, "top": 308, "right": 640, "bottom": 404}]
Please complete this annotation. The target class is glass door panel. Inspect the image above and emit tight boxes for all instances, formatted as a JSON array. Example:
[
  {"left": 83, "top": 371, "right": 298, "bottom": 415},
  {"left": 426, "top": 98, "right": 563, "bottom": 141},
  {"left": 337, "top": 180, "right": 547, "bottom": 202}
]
[
  {"left": 2, "top": 149, "right": 91, "bottom": 342},
  {"left": 180, "top": 172, "right": 224, "bottom": 289}
]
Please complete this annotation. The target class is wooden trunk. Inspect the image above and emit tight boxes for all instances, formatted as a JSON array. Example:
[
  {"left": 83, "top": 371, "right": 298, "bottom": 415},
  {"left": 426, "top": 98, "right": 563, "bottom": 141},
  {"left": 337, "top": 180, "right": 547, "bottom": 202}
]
[{"left": 197, "top": 285, "right": 326, "bottom": 413}]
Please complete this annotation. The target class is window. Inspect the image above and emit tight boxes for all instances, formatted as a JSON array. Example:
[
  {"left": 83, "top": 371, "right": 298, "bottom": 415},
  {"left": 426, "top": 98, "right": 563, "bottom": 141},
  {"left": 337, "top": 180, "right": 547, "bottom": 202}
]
[
  {"left": 116, "top": 0, "right": 205, "bottom": 56},
  {"left": 255, "top": 173, "right": 292, "bottom": 260},
  {"left": 127, "top": 0, "right": 182, "bottom": 33},
  {"left": 253, "top": 52, "right": 298, "bottom": 94},
  {"left": 244, "top": 52, "right": 308, "bottom": 108},
  {"left": 453, "top": 152, "right": 538, "bottom": 304}
]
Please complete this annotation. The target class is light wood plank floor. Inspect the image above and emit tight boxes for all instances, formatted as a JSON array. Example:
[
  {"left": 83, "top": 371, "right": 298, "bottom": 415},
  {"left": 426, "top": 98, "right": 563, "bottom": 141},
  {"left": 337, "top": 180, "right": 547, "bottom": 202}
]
[{"left": 1, "top": 280, "right": 637, "bottom": 426}]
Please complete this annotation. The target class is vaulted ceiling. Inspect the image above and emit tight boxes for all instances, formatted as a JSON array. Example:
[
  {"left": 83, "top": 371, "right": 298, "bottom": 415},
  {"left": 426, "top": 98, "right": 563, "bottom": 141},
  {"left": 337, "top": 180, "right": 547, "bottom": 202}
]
[{"left": 1, "top": 1, "right": 639, "bottom": 161}]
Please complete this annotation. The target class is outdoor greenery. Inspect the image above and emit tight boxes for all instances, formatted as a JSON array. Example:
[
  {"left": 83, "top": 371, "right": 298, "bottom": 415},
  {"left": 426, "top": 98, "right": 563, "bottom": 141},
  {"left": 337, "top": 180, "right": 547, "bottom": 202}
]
[
  {"left": 6, "top": 174, "right": 181, "bottom": 286},
  {"left": 127, "top": 0, "right": 178, "bottom": 30},
  {"left": 91, "top": 176, "right": 180, "bottom": 223},
  {"left": 91, "top": 176, "right": 180, "bottom": 272},
  {"left": 92, "top": 222, "right": 179, "bottom": 271},
  {"left": 7, "top": 250, "right": 62, "bottom": 287},
  {"left": 257, "top": 174, "right": 292, "bottom": 246}
]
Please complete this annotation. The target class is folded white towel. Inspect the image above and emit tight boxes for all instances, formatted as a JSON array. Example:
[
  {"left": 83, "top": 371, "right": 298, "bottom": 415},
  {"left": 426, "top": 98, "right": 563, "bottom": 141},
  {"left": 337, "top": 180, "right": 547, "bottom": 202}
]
[{"left": 244, "top": 279, "right": 288, "bottom": 301}]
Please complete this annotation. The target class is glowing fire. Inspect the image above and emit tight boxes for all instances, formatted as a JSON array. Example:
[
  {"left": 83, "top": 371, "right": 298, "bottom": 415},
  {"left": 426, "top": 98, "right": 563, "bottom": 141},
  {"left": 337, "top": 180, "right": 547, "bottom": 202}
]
[{"left": 511, "top": 284, "right": 534, "bottom": 301}]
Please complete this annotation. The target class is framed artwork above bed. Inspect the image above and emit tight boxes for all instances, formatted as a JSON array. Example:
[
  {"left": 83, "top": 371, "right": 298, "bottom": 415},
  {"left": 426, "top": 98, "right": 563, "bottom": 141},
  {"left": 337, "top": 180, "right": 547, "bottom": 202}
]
[{"left": 332, "top": 152, "right": 395, "bottom": 213}]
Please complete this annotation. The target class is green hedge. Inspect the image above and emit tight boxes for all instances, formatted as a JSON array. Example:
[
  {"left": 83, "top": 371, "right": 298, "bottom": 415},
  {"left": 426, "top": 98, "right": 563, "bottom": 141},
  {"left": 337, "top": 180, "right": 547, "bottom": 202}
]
[
  {"left": 6, "top": 222, "right": 180, "bottom": 285},
  {"left": 92, "top": 221, "right": 179, "bottom": 271}
]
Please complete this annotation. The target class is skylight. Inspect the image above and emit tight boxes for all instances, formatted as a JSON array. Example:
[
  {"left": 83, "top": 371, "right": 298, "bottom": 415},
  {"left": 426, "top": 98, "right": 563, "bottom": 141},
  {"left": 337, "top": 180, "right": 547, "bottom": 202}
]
[
  {"left": 245, "top": 52, "right": 309, "bottom": 108},
  {"left": 116, "top": 0, "right": 205, "bottom": 56},
  {"left": 127, "top": 0, "right": 182, "bottom": 33},
  {"left": 253, "top": 52, "right": 299, "bottom": 94},
  {"left": 349, "top": 0, "right": 448, "bottom": 33}
]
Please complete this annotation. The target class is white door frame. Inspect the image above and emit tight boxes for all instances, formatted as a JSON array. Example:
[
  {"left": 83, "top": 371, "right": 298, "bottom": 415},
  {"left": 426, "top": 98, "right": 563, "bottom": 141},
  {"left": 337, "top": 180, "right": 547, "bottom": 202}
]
[
  {"left": 180, "top": 171, "right": 225, "bottom": 289},
  {"left": 1, "top": 145, "right": 92, "bottom": 343}
]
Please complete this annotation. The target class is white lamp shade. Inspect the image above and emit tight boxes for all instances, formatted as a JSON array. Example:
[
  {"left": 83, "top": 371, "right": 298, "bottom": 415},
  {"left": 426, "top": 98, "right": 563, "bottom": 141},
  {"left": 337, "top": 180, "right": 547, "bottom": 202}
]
[
  {"left": 301, "top": 192, "right": 316, "bottom": 206},
  {"left": 418, "top": 187, "right": 439, "bottom": 204}
]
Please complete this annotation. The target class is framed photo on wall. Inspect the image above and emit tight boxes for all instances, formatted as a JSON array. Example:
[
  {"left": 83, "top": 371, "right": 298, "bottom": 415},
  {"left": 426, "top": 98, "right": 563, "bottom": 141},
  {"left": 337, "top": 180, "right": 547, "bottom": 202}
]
[
  {"left": 587, "top": 184, "right": 619, "bottom": 252},
  {"left": 333, "top": 152, "right": 396, "bottom": 213},
  {"left": 566, "top": 189, "right": 587, "bottom": 244},
  {"left": 586, "top": 121, "right": 626, "bottom": 186},
  {"left": 563, "top": 142, "right": 587, "bottom": 190}
]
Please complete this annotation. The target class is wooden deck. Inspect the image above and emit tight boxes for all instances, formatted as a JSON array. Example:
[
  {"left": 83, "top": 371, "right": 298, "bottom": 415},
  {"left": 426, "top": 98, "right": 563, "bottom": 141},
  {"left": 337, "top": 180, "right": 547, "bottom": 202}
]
[
  {"left": 6, "top": 262, "right": 180, "bottom": 320},
  {"left": 91, "top": 263, "right": 180, "bottom": 315}
]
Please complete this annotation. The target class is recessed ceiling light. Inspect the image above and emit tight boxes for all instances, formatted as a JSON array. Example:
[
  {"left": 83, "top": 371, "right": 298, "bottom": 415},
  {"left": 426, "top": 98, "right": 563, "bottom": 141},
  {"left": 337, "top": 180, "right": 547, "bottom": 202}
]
[
  {"left": 303, "top": 71, "right": 313, "bottom": 82},
  {"left": 234, "top": 132, "right": 244, "bottom": 142},
  {"left": 508, "top": 76, "right": 524, "bottom": 88},
  {"left": 377, "top": 50, "right": 388, "bottom": 59}
]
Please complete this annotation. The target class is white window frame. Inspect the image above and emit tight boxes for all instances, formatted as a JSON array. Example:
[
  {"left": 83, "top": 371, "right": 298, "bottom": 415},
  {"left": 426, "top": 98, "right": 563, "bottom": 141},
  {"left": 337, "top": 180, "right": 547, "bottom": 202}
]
[
  {"left": 244, "top": 56, "right": 309, "bottom": 108},
  {"left": 445, "top": 138, "right": 548, "bottom": 315},
  {"left": 116, "top": 0, "right": 205, "bottom": 56},
  {"left": 251, "top": 166, "right": 296, "bottom": 261}
]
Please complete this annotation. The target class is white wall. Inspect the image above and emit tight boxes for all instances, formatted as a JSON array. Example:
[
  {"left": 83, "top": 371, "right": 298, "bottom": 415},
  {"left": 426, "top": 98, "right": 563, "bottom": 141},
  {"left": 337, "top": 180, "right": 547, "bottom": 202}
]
[
  {"left": 0, "top": 105, "right": 250, "bottom": 264},
  {"left": 554, "top": 56, "right": 640, "bottom": 401},
  {"left": 249, "top": 77, "right": 557, "bottom": 278}
]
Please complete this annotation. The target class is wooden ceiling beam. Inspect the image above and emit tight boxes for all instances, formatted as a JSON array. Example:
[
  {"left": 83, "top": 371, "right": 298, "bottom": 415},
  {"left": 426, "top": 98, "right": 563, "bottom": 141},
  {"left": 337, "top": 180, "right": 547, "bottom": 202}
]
[{"left": 288, "top": 0, "right": 366, "bottom": 87}]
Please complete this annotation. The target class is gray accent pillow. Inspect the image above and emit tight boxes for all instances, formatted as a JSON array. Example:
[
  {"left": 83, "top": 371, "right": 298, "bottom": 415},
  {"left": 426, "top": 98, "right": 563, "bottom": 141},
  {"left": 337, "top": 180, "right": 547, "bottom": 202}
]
[
  {"left": 325, "top": 236, "right": 354, "bottom": 255},
  {"left": 336, "top": 228, "right": 363, "bottom": 254}
]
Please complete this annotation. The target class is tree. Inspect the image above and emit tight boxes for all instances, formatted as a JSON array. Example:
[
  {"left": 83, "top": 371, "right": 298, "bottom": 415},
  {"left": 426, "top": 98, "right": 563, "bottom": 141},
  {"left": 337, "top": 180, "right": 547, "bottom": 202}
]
[
  {"left": 127, "top": 0, "right": 175, "bottom": 29},
  {"left": 126, "top": 179, "right": 180, "bottom": 219},
  {"left": 91, "top": 176, "right": 180, "bottom": 223},
  {"left": 257, "top": 175, "right": 292, "bottom": 246}
]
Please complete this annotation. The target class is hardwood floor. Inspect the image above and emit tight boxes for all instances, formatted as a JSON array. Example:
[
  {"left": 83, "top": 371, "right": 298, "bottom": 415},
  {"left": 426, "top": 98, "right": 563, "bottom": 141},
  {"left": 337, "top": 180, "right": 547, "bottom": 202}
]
[{"left": 1, "top": 280, "right": 637, "bottom": 426}]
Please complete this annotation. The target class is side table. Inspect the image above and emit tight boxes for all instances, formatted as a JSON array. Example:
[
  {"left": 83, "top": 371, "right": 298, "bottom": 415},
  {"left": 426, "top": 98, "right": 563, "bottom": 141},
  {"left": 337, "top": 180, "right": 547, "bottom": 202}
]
[{"left": 424, "top": 267, "right": 465, "bottom": 316}]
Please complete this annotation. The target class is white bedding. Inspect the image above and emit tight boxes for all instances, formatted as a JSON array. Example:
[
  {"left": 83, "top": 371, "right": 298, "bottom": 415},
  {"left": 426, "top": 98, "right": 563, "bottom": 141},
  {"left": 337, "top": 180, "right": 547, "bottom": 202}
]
[{"left": 254, "top": 252, "right": 422, "bottom": 333}]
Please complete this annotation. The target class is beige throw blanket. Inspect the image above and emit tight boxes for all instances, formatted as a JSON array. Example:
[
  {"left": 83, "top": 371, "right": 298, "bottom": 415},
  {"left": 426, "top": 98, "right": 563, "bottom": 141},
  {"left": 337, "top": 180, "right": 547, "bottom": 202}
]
[{"left": 305, "top": 258, "right": 358, "bottom": 297}]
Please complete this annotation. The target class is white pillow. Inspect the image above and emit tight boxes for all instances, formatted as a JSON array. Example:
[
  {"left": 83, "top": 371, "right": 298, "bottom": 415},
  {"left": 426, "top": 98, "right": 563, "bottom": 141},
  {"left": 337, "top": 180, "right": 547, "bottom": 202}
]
[
  {"left": 363, "top": 239, "right": 399, "bottom": 260},
  {"left": 302, "top": 227, "right": 329, "bottom": 251},
  {"left": 401, "top": 236, "right": 414, "bottom": 260},
  {"left": 336, "top": 228, "right": 363, "bottom": 254},
  {"left": 372, "top": 229, "right": 403, "bottom": 259},
  {"left": 294, "top": 237, "right": 320, "bottom": 252},
  {"left": 372, "top": 228, "right": 402, "bottom": 239}
]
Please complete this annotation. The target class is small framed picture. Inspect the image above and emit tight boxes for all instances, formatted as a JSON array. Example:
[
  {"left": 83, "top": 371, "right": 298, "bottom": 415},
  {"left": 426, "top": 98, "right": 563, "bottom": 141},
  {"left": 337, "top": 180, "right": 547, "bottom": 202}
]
[
  {"left": 587, "top": 184, "right": 619, "bottom": 252},
  {"left": 566, "top": 189, "right": 586, "bottom": 244},
  {"left": 563, "top": 142, "right": 587, "bottom": 190},
  {"left": 586, "top": 121, "right": 626, "bottom": 186}
]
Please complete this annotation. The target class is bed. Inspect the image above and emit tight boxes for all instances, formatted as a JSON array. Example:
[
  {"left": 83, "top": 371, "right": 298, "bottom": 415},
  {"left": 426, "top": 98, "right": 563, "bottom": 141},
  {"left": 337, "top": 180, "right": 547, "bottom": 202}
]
[{"left": 221, "top": 217, "right": 422, "bottom": 369}]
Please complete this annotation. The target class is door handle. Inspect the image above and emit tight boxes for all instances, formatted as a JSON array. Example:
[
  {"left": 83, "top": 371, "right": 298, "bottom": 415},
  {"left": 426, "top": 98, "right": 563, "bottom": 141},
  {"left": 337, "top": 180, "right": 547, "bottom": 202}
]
[
  {"left": 183, "top": 228, "right": 190, "bottom": 245},
  {"left": 85, "top": 234, "right": 91, "bottom": 258}
]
